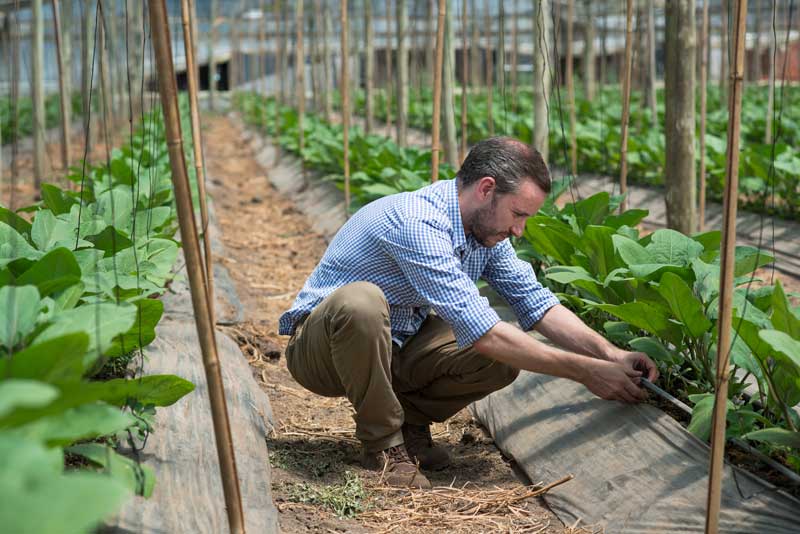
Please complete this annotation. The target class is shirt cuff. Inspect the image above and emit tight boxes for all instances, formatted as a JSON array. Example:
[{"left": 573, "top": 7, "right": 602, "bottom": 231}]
[{"left": 451, "top": 302, "right": 502, "bottom": 348}]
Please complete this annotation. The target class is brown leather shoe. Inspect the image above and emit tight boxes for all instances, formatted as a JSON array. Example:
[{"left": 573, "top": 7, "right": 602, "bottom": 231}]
[
  {"left": 361, "top": 444, "right": 431, "bottom": 489},
  {"left": 402, "top": 423, "right": 451, "bottom": 471}
]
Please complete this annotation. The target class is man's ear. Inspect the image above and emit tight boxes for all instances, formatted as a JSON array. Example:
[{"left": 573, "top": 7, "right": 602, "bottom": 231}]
[{"left": 476, "top": 176, "right": 496, "bottom": 200}]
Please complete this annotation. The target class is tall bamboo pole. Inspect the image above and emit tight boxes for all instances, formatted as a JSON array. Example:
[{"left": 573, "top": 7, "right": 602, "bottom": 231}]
[
  {"left": 510, "top": 0, "right": 519, "bottom": 111},
  {"left": 181, "top": 0, "right": 216, "bottom": 327},
  {"left": 765, "top": 0, "right": 776, "bottom": 144},
  {"left": 483, "top": 0, "right": 493, "bottom": 135},
  {"left": 52, "top": 0, "right": 72, "bottom": 170},
  {"left": 32, "top": 0, "right": 45, "bottom": 189},
  {"left": 532, "top": 0, "right": 551, "bottom": 164},
  {"left": 705, "top": 1, "right": 748, "bottom": 532},
  {"left": 719, "top": 0, "right": 728, "bottom": 98},
  {"left": 308, "top": 8, "right": 319, "bottom": 112},
  {"left": 322, "top": 1, "right": 334, "bottom": 121},
  {"left": 396, "top": 0, "right": 408, "bottom": 146},
  {"left": 385, "top": 0, "right": 393, "bottom": 139},
  {"left": 431, "top": 0, "right": 446, "bottom": 182},
  {"left": 341, "top": 0, "right": 350, "bottom": 211},
  {"left": 496, "top": 0, "right": 505, "bottom": 123},
  {"left": 259, "top": 0, "right": 267, "bottom": 93},
  {"left": 148, "top": 4, "right": 245, "bottom": 533},
  {"left": 469, "top": 0, "right": 480, "bottom": 87},
  {"left": 364, "top": 0, "right": 374, "bottom": 133},
  {"left": 459, "top": 0, "right": 468, "bottom": 163},
  {"left": 698, "top": 0, "right": 710, "bottom": 231},
  {"left": 98, "top": 0, "right": 112, "bottom": 154},
  {"left": 647, "top": 0, "right": 657, "bottom": 125},
  {"left": 619, "top": 0, "right": 634, "bottom": 212},
  {"left": 583, "top": 1, "right": 596, "bottom": 102},
  {"left": 442, "top": 0, "right": 457, "bottom": 166},
  {"left": 209, "top": 0, "right": 218, "bottom": 109},
  {"left": 296, "top": 0, "right": 305, "bottom": 152},
  {"left": 11, "top": 4, "right": 21, "bottom": 203},
  {"left": 566, "top": 0, "right": 576, "bottom": 176}
]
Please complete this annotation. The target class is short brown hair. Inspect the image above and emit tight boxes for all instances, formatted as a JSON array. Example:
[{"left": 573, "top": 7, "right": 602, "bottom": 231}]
[{"left": 456, "top": 137, "right": 551, "bottom": 194}]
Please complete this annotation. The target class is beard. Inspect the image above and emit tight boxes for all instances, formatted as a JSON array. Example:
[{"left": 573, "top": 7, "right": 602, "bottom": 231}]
[{"left": 466, "top": 196, "right": 508, "bottom": 247}]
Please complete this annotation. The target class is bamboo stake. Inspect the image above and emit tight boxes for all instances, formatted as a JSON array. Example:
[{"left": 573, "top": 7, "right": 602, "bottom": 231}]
[
  {"left": 32, "top": 0, "right": 45, "bottom": 189},
  {"left": 181, "top": 0, "right": 216, "bottom": 327},
  {"left": 396, "top": 0, "right": 408, "bottom": 147},
  {"left": 431, "top": 0, "right": 446, "bottom": 182},
  {"left": 322, "top": 1, "right": 333, "bottom": 122},
  {"left": 647, "top": 0, "right": 657, "bottom": 125},
  {"left": 566, "top": 0, "right": 576, "bottom": 176},
  {"left": 719, "top": 0, "right": 728, "bottom": 99},
  {"left": 483, "top": 0, "right": 493, "bottom": 136},
  {"left": 385, "top": 0, "right": 393, "bottom": 139},
  {"left": 469, "top": 0, "right": 480, "bottom": 87},
  {"left": 705, "top": 1, "right": 748, "bottom": 532},
  {"left": 52, "top": 0, "right": 71, "bottom": 170},
  {"left": 11, "top": 3, "right": 20, "bottom": 204},
  {"left": 765, "top": 0, "right": 776, "bottom": 144},
  {"left": 459, "top": 0, "right": 468, "bottom": 163},
  {"left": 296, "top": 0, "right": 305, "bottom": 153},
  {"left": 364, "top": 0, "right": 374, "bottom": 133},
  {"left": 259, "top": 0, "right": 267, "bottom": 94},
  {"left": 147, "top": 3, "right": 245, "bottom": 533},
  {"left": 209, "top": 0, "right": 218, "bottom": 110},
  {"left": 619, "top": 0, "right": 634, "bottom": 213},
  {"left": 511, "top": 0, "right": 519, "bottom": 111},
  {"left": 98, "top": 0, "right": 112, "bottom": 156},
  {"left": 341, "top": 0, "right": 350, "bottom": 211},
  {"left": 698, "top": 0, "right": 710, "bottom": 231}
]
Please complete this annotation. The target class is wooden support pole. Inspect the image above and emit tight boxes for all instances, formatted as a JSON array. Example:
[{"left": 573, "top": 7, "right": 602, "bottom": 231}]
[
  {"left": 396, "top": 0, "right": 408, "bottom": 147},
  {"left": 32, "top": 0, "right": 45, "bottom": 189},
  {"left": 431, "top": 0, "right": 446, "bottom": 182},
  {"left": 296, "top": 0, "right": 305, "bottom": 153},
  {"left": 483, "top": 0, "right": 493, "bottom": 136},
  {"left": 384, "top": 0, "right": 393, "bottom": 139},
  {"left": 322, "top": 0, "right": 334, "bottom": 122},
  {"left": 765, "top": 0, "right": 776, "bottom": 144},
  {"left": 98, "top": 0, "right": 112, "bottom": 154},
  {"left": 511, "top": 0, "right": 519, "bottom": 110},
  {"left": 147, "top": 3, "right": 246, "bottom": 533},
  {"left": 647, "top": 0, "right": 657, "bottom": 125},
  {"left": 705, "top": 1, "right": 748, "bottom": 532},
  {"left": 698, "top": 0, "right": 710, "bottom": 231},
  {"left": 459, "top": 0, "right": 468, "bottom": 163},
  {"left": 209, "top": 0, "right": 218, "bottom": 110},
  {"left": 341, "top": 0, "right": 350, "bottom": 211},
  {"left": 181, "top": 0, "right": 216, "bottom": 327},
  {"left": 619, "top": 0, "right": 634, "bottom": 212},
  {"left": 364, "top": 0, "right": 374, "bottom": 133},
  {"left": 52, "top": 0, "right": 72, "bottom": 171},
  {"left": 11, "top": 5, "right": 21, "bottom": 204},
  {"left": 566, "top": 0, "right": 576, "bottom": 176},
  {"left": 258, "top": 0, "right": 267, "bottom": 94}
]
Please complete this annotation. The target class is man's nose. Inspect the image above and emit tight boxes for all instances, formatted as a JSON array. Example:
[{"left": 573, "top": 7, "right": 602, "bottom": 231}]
[{"left": 510, "top": 224, "right": 524, "bottom": 238}]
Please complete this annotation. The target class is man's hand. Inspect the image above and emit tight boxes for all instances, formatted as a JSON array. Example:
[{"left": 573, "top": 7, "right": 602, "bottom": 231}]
[
  {"left": 606, "top": 349, "right": 659, "bottom": 383},
  {"left": 583, "top": 359, "right": 647, "bottom": 403}
]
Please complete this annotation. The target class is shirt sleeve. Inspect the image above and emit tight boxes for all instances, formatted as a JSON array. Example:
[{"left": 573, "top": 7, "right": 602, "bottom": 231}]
[
  {"left": 482, "top": 240, "right": 560, "bottom": 331},
  {"left": 379, "top": 218, "right": 501, "bottom": 348}
]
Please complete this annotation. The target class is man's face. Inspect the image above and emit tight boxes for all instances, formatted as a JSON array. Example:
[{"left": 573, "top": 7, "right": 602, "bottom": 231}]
[{"left": 469, "top": 179, "right": 547, "bottom": 248}]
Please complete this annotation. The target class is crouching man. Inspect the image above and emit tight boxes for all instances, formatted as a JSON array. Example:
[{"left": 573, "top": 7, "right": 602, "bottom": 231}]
[{"left": 279, "top": 137, "right": 658, "bottom": 489}]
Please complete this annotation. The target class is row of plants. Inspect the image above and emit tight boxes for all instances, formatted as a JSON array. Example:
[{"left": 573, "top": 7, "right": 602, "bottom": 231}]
[
  {"left": 1, "top": 92, "right": 85, "bottom": 144},
  {"left": 1, "top": 100, "right": 198, "bottom": 532},
  {"left": 343, "top": 84, "right": 800, "bottom": 219},
  {"left": 236, "top": 91, "right": 800, "bottom": 475}
]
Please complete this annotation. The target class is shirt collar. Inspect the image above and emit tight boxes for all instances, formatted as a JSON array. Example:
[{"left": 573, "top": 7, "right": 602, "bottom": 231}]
[{"left": 444, "top": 179, "right": 468, "bottom": 252}]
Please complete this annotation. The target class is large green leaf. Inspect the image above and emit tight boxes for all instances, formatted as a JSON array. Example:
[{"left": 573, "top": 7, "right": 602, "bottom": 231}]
[
  {"left": 770, "top": 280, "right": 800, "bottom": 339},
  {"left": 687, "top": 394, "right": 734, "bottom": 442},
  {"left": 0, "top": 375, "right": 195, "bottom": 428},
  {"left": 0, "top": 221, "right": 43, "bottom": 268},
  {"left": 0, "top": 333, "right": 89, "bottom": 382},
  {"left": 35, "top": 302, "right": 137, "bottom": 360},
  {"left": 0, "top": 285, "right": 42, "bottom": 349},
  {"left": 759, "top": 330, "right": 800, "bottom": 371},
  {"left": 68, "top": 443, "right": 156, "bottom": 498},
  {"left": 31, "top": 209, "right": 77, "bottom": 250},
  {"left": 577, "top": 225, "right": 619, "bottom": 279},
  {"left": 16, "top": 247, "right": 82, "bottom": 297},
  {"left": 629, "top": 336, "right": 680, "bottom": 365},
  {"left": 645, "top": 229, "right": 704, "bottom": 266},
  {"left": 742, "top": 428, "right": 800, "bottom": 449},
  {"left": 523, "top": 216, "right": 580, "bottom": 265},
  {"left": 0, "top": 380, "right": 59, "bottom": 418},
  {"left": 105, "top": 299, "right": 164, "bottom": 357},
  {"left": 592, "top": 301, "right": 682, "bottom": 345},
  {"left": 0, "top": 435, "right": 130, "bottom": 534},
  {"left": 730, "top": 246, "right": 774, "bottom": 277},
  {"left": 0, "top": 205, "right": 33, "bottom": 237},
  {"left": 12, "top": 402, "right": 136, "bottom": 447},
  {"left": 40, "top": 183, "right": 77, "bottom": 215},
  {"left": 656, "top": 272, "right": 712, "bottom": 338}
]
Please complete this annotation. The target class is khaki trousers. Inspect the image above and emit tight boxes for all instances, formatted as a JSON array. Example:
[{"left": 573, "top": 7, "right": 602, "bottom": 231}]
[{"left": 285, "top": 282, "right": 519, "bottom": 452}]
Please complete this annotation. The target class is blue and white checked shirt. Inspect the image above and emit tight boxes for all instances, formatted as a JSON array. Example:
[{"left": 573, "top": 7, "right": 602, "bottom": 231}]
[{"left": 279, "top": 178, "right": 560, "bottom": 348}]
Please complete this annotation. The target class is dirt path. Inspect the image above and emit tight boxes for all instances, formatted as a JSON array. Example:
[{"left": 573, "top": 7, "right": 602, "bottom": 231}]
[{"left": 203, "top": 113, "right": 590, "bottom": 534}]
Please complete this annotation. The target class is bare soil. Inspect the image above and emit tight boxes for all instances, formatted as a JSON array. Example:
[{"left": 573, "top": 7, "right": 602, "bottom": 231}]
[{"left": 203, "top": 113, "right": 592, "bottom": 534}]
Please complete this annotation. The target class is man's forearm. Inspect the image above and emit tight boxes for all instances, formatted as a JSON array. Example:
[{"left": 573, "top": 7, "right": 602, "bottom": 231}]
[
  {"left": 533, "top": 304, "right": 618, "bottom": 361},
  {"left": 473, "top": 321, "right": 591, "bottom": 383}
]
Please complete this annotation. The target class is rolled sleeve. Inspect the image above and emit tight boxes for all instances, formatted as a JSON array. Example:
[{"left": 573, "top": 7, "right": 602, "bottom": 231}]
[
  {"left": 482, "top": 240, "right": 560, "bottom": 331},
  {"left": 379, "top": 218, "right": 501, "bottom": 347}
]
